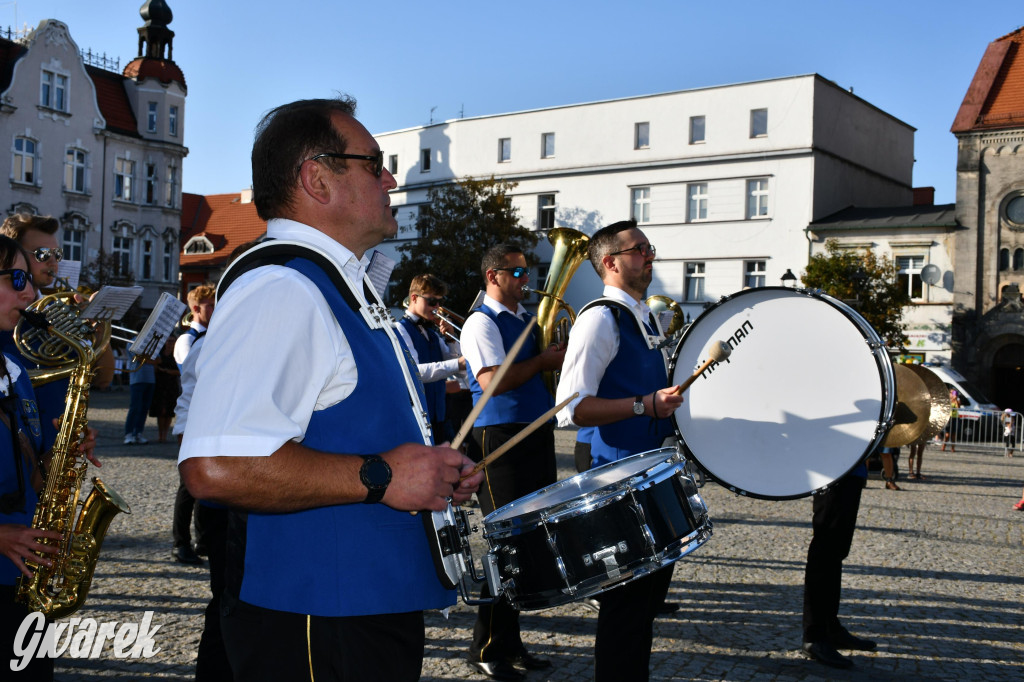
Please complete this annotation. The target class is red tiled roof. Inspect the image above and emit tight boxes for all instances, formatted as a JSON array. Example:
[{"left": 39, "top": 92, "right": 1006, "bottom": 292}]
[
  {"left": 85, "top": 65, "right": 139, "bottom": 137},
  {"left": 953, "top": 26, "right": 1024, "bottom": 133},
  {"left": 179, "top": 192, "right": 266, "bottom": 268},
  {"left": 123, "top": 57, "right": 187, "bottom": 90}
]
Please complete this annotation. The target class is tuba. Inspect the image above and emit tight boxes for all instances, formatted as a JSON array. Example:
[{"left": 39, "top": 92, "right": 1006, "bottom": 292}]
[
  {"left": 533, "top": 227, "right": 590, "bottom": 394},
  {"left": 15, "top": 296, "right": 130, "bottom": 618}
]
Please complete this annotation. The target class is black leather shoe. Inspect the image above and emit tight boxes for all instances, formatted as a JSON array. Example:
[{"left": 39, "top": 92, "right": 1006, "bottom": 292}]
[
  {"left": 829, "top": 628, "right": 877, "bottom": 651},
  {"left": 172, "top": 545, "right": 203, "bottom": 565},
  {"left": 193, "top": 543, "right": 209, "bottom": 558},
  {"left": 508, "top": 649, "right": 551, "bottom": 670},
  {"left": 802, "top": 641, "right": 853, "bottom": 669},
  {"left": 656, "top": 601, "right": 680, "bottom": 616},
  {"left": 465, "top": 659, "right": 525, "bottom": 681}
]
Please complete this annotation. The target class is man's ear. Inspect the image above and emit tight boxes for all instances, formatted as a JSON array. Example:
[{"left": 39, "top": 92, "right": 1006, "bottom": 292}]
[{"left": 298, "top": 159, "right": 332, "bottom": 206}]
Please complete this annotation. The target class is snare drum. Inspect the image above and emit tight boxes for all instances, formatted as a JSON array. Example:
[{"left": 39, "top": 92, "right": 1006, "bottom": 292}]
[
  {"left": 481, "top": 447, "right": 710, "bottom": 611},
  {"left": 669, "top": 287, "right": 895, "bottom": 499}
]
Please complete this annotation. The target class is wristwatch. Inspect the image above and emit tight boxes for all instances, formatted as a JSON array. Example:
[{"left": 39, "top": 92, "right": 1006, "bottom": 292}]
[
  {"left": 359, "top": 456, "right": 392, "bottom": 504},
  {"left": 633, "top": 395, "right": 646, "bottom": 416}
]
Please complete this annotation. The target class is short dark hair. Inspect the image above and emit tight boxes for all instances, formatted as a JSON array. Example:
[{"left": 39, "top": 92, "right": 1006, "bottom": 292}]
[
  {"left": 0, "top": 234, "right": 31, "bottom": 271},
  {"left": 251, "top": 96, "right": 358, "bottom": 221},
  {"left": 481, "top": 243, "right": 524, "bottom": 280},
  {"left": 0, "top": 213, "right": 59, "bottom": 243},
  {"left": 588, "top": 219, "right": 638, "bottom": 276}
]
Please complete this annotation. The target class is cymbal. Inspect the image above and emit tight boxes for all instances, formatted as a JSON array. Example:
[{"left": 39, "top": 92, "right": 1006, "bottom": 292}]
[
  {"left": 905, "top": 364, "right": 952, "bottom": 443},
  {"left": 884, "top": 364, "right": 930, "bottom": 447}
]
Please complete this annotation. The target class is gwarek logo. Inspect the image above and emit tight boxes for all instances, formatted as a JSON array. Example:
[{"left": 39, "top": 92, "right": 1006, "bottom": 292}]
[{"left": 10, "top": 611, "right": 162, "bottom": 671}]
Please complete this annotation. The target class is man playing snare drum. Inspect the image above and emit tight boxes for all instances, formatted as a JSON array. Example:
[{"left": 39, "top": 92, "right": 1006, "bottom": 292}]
[{"left": 555, "top": 219, "right": 683, "bottom": 682}]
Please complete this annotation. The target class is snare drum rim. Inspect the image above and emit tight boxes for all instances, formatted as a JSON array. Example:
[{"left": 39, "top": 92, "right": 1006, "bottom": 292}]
[{"left": 668, "top": 286, "right": 896, "bottom": 501}]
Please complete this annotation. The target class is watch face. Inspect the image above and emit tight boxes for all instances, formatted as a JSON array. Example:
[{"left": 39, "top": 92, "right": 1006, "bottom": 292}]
[
  {"left": 361, "top": 458, "right": 391, "bottom": 488},
  {"left": 1008, "top": 196, "right": 1024, "bottom": 224},
  {"left": 633, "top": 398, "right": 644, "bottom": 415}
]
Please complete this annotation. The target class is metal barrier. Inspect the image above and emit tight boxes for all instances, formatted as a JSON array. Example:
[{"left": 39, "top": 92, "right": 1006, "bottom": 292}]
[{"left": 935, "top": 409, "right": 1023, "bottom": 453}]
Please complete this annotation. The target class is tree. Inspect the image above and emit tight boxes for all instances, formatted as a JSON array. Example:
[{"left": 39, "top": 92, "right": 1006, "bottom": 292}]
[
  {"left": 390, "top": 176, "right": 540, "bottom": 313},
  {"left": 801, "top": 239, "right": 910, "bottom": 347}
]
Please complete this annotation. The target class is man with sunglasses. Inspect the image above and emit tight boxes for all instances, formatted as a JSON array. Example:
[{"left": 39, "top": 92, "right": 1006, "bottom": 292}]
[
  {"left": 395, "top": 274, "right": 465, "bottom": 444},
  {"left": 460, "top": 243, "right": 565, "bottom": 680},
  {"left": 178, "top": 97, "right": 482, "bottom": 682},
  {"left": 555, "top": 219, "right": 683, "bottom": 682}
]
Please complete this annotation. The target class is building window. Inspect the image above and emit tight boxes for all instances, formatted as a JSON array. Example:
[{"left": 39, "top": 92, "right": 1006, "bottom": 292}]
[
  {"left": 634, "top": 122, "right": 649, "bottom": 149},
  {"left": 750, "top": 108, "right": 768, "bottom": 138},
  {"left": 685, "top": 262, "right": 705, "bottom": 301},
  {"left": 114, "top": 158, "right": 135, "bottom": 201},
  {"left": 163, "top": 242, "right": 173, "bottom": 281},
  {"left": 64, "top": 148, "right": 88, "bottom": 193},
  {"left": 498, "top": 138, "right": 511, "bottom": 163},
  {"left": 147, "top": 102, "right": 158, "bottom": 133},
  {"left": 541, "top": 132, "right": 555, "bottom": 159},
  {"left": 40, "top": 70, "right": 68, "bottom": 111},
  {"left": 1015, "top": 249, "right": 1024, "bottom": 271},
  {"left": 420, "top": 148, "right": 431, "bottom": 172},
  {"left": 744, "top": 260, "right": 766, "bottom": 288},
  {"left": 184, "top": 237, "right": 214, "bottom": 254},
  {"left": 538, "top": 194, "right": 556, "bottom": 231},
  {"left": 63, "top": 229, "right": 84, "bottom": 263},
  {"left": 1000, "top": 248, "right": 1011, "bottom": 271},
  {"left": 747, "top": 178, "right": 769, "bottom": 218},
  {"left": 896, "top": 256, "right": 924, "bottom": 300},
  {"left": 169, "top": 106, "right": 178, "bottom": 136},
  {"left": 141, "top": 240, "right": 153, "bottom": 280},
  {"left": 165, "top": 165, "right": 178, "bottom": 207},
  {"left": 631, "top": 187, "right": 651, "bottom": 223},
  {"left": 144, "top": 164, "right": 157, "bottom": 204},
  {"left": 112, "top": 237, "right": 132, "bottom": 277},
  {"left": 388, "top": 154, "right": 398, "bottom": 174},
  {"left": 687, "top": 183, "right": 708, "bottom": 222},
  {"left": 689, "top": 116, "right": 705, "bottom": 144},
  {"left": 13, "top": 137, "right": 37, "bottom": 185}
]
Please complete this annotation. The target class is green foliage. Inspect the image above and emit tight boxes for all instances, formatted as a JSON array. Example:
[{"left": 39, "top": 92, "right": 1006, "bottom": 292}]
[
  {"left": 390, "top": 176, "right": 540, "bottom": 312},
  {"left": 801, "top": 239, "right": 911, "bottom": 347}
]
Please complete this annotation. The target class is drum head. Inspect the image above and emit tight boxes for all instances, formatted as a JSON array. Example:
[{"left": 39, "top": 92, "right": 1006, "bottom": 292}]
[{"left": 670, "top": 287, "right": 894, "bottom": 499}]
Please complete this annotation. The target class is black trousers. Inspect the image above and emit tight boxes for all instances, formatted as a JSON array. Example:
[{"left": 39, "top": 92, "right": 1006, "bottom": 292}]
[
  {"left": 220, "top": 593, "right": 424, "bottom": 682},
  {"left": 195, "top": 505, "right": 232, "bottom": 681},
  {"left": 802, "top": 473, "right": 864, "bottom": 643},
  {"left": 594, "top": 567, "right": 673, "bottom": 682},
  {"left": 172, "top": 471, "right": 208, "bottom": 549},
  {"left": 468, "top": 422, "right": 556, "bottom": 662},
  {"left": 446, "top": 391, "right": 481, "bottom": 462},
  {"left": 0, "top": 585, "right": 53, "bottom": 681}
]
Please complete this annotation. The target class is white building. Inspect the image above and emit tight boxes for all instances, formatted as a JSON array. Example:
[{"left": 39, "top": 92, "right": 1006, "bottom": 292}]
[
  {"left": 375, "top": 73, "right": 915, "bottom": 322},
  {"left": 0, "top": 1, "right": 186, "bottom": 309}
]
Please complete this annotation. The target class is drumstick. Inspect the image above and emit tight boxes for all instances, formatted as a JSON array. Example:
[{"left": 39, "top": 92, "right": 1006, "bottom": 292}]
[
  {"left": 675, "top": 340, "right": 732, "bottom": 395},
  {"left": 449, "top": 317, "right": 537, "bottom": 453},
  {"left": 461, "top": 392, "right": 579, "bottom": 480}
]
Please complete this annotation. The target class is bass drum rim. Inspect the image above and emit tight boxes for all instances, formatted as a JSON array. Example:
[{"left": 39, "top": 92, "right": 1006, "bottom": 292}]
[{"left": 668, "top": 286, "right": 895, "bottom": 501}]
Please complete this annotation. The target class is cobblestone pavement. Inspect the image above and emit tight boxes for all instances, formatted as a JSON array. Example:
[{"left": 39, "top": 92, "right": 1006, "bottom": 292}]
[{"left": 41, "top": 390, "right": 1023, "bottom": 681}]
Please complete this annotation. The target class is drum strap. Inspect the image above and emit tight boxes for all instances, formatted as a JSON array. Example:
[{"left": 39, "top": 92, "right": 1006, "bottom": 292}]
[{"left": 579, "top": 299, "right": 662, "bottom": 350}]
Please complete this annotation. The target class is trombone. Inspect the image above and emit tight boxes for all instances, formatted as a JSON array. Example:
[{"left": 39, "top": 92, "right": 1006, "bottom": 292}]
[{"left": 433, "top": 307, "right": 464, "bottom": 343}]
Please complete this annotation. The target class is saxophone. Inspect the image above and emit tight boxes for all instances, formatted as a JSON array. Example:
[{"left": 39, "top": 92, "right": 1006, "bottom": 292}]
[{"left": 14, "top": 294, "right": 130, "bottom": 619}]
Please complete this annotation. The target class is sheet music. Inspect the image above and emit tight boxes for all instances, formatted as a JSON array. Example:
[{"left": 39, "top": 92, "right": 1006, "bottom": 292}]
[
  {"left": 366, "top": 250, "right": 396, "bottom": 298},
  {"left": 80, "top": 286, "right": 143, "bottom": 322},
  {"left": 56, "top": 260, "right": 82, "bottom": 290},
  {"left": 129, "top": 293, "right": 188, "bottom": 359}
]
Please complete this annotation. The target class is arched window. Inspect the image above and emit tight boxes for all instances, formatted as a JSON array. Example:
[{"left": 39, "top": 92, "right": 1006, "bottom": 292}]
[
  {"left": 1015, "top": 248, "right": 1024, "bottom": 271},
  {"left": 1000, "top": 248, "right": 1010, "bottom": 271}
]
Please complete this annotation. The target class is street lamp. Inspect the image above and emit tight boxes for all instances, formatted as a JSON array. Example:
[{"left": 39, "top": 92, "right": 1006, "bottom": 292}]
[{"left": 780, "top": 268, "right": 797, "bottom": 288}]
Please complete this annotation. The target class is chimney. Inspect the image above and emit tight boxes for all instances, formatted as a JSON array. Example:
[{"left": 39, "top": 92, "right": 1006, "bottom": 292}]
[
  {"left": 240, "top": 188, "right": 253, "bottom": 204},
  {"left": 912, "top": 187, "right": 935, "bottom": 206}
]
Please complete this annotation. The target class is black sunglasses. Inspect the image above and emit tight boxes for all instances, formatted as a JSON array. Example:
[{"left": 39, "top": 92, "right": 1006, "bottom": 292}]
[
  {"left": 32, "top": 247, "right": 64, "bottom": 262},
  {"left": 493, "top": 267, "right": 530, "bottom": 279},
  {"left": 419, "top": 296, "right": 444, "bottom": 307},
  {"left": 0, "top": 269, "right": 31, "bottom": 292},
  {"left": 306, "top": 151, "right": 385, "bottom": 178},
  {"left": 610, "top": 243, "right": 656, "bottom": 258}
]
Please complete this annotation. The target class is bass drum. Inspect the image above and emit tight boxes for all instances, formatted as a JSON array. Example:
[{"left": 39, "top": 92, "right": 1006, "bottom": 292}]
[{"left": 668, "top": 287, "right": 895, "bottom": 499}]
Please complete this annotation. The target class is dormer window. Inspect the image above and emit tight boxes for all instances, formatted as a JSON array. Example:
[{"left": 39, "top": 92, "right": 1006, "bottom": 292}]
[
  {"left": 184, "top": 236, "right": 215, "bottom": 255},
  {"left": 41, "top": 69, "right": 68, "bottom": 112}
]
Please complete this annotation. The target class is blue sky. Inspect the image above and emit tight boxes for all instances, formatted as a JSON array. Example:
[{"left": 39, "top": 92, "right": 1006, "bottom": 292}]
[{"left": 9, "top": 1, "right": 1023, "bottom": 203}]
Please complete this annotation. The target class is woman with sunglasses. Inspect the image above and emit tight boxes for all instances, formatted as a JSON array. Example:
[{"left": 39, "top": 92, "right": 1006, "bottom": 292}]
[{"left": 0, "top": 234, "right": 60, "bottom": 680}]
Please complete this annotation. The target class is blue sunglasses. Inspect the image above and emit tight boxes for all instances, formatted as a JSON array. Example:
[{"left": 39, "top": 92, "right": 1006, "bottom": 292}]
[{"left": 0, "top": 269, "right": 30, "bottom": 292}]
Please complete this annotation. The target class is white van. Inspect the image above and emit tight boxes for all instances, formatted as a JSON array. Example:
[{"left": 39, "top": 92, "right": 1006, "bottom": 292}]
[{"left": 920, "top": 363, "right": 998, "bottom": 410}]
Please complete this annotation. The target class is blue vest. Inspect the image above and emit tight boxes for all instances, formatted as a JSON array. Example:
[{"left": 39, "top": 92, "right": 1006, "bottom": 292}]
[
  {"left": 397, "top": 317, "right": 446, "bottom": 425},
  {"left": 587, "top": 302, "right": 674, "bottom": 467},
  {"left": 0, "top": 355, "right": 44, "bottom": 586},
  {"left": 231, "top": 257, "right": 454, "bottom": 616},
  {"left": 1, "top": 331, "right": 63, "bottom": 452},
  {"left": 466, "top": 306, "right": 552, "bottom": 426}
]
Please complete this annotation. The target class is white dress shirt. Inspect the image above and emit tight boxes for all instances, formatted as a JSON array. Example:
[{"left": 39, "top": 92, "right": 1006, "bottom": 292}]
[
  {"left": 393, "top": 314, "right": 461, "bottom": 383},
  {"left": 171, "top": 335, "right": 204, "bottom": 437},
  {"left": 179, "top": 218, "right": 426, "bottom": 463},
  {"left": 555, "top": 285, "right": 663, "bottom": 427},
  {"left": 460, "top": 294, "right": 528, "bottom": 373},
  {"left": 173, "top": 321, "right": 207, "bottom": 366}
]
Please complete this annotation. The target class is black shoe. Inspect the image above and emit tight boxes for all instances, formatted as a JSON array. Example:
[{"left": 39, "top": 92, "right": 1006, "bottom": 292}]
[
  {"left": 829, "top": 627, "right": 877, "bottom": 651},
  {"left": 193, "top": 543, "right": 209, "bottom": 558},
  {"left": 172, "top": 545, "right": 203, "bottom": 565},
  {"left": 465, "top": 659, "right": 525, "bottom": 681},
  {"left": 802, "top": 641, "right": 853, "bottom": 669},
  {"left": 656, "top": 601, "right": 680, "bottom": 616},
  {"left": 507, "top": 649, "right": 551, "bottom": 670}
]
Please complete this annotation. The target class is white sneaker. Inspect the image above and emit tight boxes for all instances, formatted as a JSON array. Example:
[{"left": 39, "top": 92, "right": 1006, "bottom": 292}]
[
  {"left": 123, "top": 434, "right": 136, "bottom": 445},
  {"left": 134, "top": 434, "right": 149, "bottom": 444}
]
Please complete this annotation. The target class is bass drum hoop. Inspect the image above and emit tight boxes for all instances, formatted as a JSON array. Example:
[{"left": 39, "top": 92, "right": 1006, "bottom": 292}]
[{"left": 668, "top": 287, "right": 895, "bottom": 500}]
